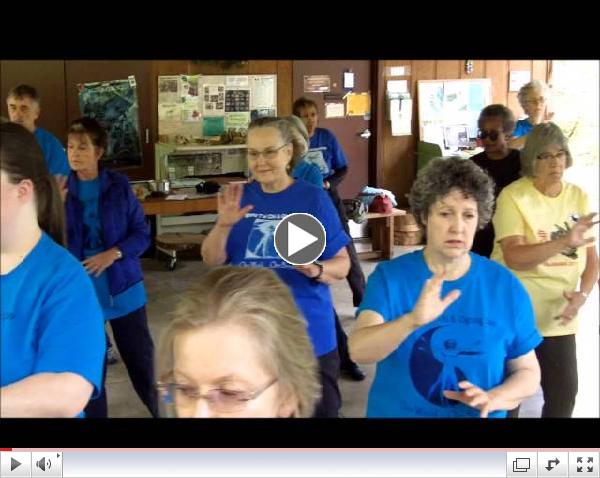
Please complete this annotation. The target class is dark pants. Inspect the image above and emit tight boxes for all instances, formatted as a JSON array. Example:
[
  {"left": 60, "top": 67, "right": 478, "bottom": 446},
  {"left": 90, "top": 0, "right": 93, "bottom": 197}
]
[
  {"left": 313, "top": 348, "right": 342, "bottom": 418},
  {"left": 535, "top": 334, "right": 578, "bottom": 418},
  {"left": 335, "top": 310, "right": 355, "bottom": 369},
  {"left": 327, "top": 187, "right": 366, "bottom": 307},
  {"left": 84, "top": 306, "right": 159, "bottom": 418}
]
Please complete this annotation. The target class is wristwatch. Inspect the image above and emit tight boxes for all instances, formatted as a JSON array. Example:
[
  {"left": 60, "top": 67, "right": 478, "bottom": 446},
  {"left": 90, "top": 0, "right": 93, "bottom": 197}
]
[
  {"left": 114, "top": 248, "right": 123, "bottom": 260},
  {"left": 312, "top": 260, "right": 324, "bottom": 281}
]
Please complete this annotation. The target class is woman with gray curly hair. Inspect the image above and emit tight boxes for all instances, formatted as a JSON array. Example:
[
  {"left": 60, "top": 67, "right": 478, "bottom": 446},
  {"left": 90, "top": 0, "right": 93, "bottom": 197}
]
[
  {"left": 492, "top": 122, "right": 599, "bottom": 417},
  {"left": 156, "top": 266, "right": 320, "bottom": 418},
  {"left": 349, "top": 157, "right": 542, "bottom": 417}
]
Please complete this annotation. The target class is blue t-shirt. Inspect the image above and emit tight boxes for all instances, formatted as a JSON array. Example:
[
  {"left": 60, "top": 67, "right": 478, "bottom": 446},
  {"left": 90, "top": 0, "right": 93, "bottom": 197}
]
[
  {"left": 34, "top": 127, "right": 70, "bottom": 176},
  {"left": 512, "top": 119, "right": 534, "bottom": 139},
  {"left": 0, "top": 232, "right": 105, "bottom": 406},
  {"left": 304, "top": 128, "right": 348, "bottom": 179},
  {"left": 358, "top": 250, "right": 542, "bottom": 418},
  {"left": 225, "top": 180, "right": 350, "bottom": 356},
  {"left": 292, "top": 159, "right": 324, "bottom": 188},
  {"left": 79, "top": 178, "right": 147, "bottom": 321}
]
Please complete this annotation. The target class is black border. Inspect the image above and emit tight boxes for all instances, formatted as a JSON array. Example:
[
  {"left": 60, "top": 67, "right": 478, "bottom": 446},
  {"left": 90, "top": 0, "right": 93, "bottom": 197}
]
[{"left": 2, "top": 418, "right": 599, "bottom": 447}]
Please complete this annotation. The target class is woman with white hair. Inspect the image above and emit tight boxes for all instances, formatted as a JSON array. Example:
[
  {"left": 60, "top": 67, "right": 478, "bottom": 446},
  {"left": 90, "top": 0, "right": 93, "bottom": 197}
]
[
  {"left": 509, "top": 80, "right": 553, "bottom": 149},
  {"left": 492, "top": 122, "right": 599, "bottom": 417}
]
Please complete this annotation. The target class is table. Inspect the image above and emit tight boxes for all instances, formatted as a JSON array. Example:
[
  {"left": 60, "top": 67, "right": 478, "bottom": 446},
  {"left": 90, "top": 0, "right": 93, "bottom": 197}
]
[
  {"left": 141, "top": 195, "right": 218, "bottom": 216},
  {"left": 357, "top": 208, "right": 407, "bottom": 261}
]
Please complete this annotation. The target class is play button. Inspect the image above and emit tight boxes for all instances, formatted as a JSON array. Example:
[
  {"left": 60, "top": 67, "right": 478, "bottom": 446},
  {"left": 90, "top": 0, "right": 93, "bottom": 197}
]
[
  {"left": 274, "top": 213, "right": 326, "bottom": 265},
  {"left": 11, "top": 458, "right": 21, "bottom": 471}
]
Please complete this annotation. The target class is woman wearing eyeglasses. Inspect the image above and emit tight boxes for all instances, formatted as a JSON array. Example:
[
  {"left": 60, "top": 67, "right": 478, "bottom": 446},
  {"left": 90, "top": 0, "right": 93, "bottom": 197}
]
[
  {"left": 470, "top": 104, "right": 521, "bottom": 258},
  {"left": 492, "top": 122, "right": 599, "bottom": 417},
  {"left": 156, "top": 266, "right": 320, "bottom": 418},
  {"left": 201, "top": 117, "right": 351, "bottom": 417},
  {"left": 509, "top": 80, "right": 553, "bottom": 150}
]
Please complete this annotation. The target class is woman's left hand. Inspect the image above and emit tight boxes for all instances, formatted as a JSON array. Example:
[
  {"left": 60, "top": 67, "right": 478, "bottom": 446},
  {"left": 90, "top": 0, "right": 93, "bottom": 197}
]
[
  {"left": 555, "top": 290, "right": 587, "bottom": 326},
  {"left": 443, "top": 381, "right": 495, "bottom": 418},
  {"left": 82, "top": 249, "right": 118, "bottom": 277}
]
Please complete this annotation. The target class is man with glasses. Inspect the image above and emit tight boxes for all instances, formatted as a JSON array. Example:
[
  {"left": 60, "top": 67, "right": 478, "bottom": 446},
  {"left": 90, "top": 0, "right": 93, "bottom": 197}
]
[{"left": 470, "top": 104, "right": 521, "bottom": 258}]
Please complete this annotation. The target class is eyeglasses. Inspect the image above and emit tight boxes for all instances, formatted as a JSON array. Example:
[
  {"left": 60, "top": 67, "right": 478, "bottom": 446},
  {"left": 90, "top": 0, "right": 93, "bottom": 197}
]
[
  {"left": 247, "top": 143, "right": 290, "bottom": 161},
  {"left": 524, "top": 96, "right": 546, "bottom": 105},
  {"left": 537, "top": 150, "right": 567, "bottom": 161},
  {"left": 478, "top": 130, "right": 501, "bottom": 141},
  {"left": 156, "top": 377, "right": 278, "bottom": 414}
]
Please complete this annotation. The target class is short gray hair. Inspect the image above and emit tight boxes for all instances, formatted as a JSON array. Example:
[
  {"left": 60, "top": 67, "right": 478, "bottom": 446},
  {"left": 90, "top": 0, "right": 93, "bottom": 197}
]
[
  {"left": 248, "top": 117, "right": 308, "bottom": 170},
  {"left": 408, "top": 157, "right": 495, "bottom": 230},
  {"left": 517, "top": 80, "right": 549, "bottom": 109},
  {"left": 157, "top": 266, "right": 320, "bottom": 418},
  {"left": 520, "top": 122, "right": 573, "bottom": 177}
]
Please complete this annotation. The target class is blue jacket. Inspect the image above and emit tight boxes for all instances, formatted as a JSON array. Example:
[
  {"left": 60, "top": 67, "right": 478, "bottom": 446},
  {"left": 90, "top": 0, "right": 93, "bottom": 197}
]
[{"left": 65, "top": 169, "right": 150, "bottom": 296}]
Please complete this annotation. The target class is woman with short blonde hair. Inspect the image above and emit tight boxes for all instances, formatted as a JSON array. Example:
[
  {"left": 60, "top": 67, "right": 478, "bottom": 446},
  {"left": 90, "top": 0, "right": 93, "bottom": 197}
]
[{"left": 157, "top": 266, "right": 320, "bottom": 418}]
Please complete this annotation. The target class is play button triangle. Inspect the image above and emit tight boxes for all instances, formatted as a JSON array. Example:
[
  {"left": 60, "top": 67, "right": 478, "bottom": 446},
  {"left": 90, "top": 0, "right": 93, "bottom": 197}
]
[{"left": 287, "top": 221, "right": 318, "bottom": 257}]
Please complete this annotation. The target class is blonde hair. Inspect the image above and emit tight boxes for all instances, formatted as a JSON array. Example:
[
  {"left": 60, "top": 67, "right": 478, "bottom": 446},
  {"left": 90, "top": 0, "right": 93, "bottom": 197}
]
[
  {"left": 248, "top": 117, "right": 308, "bottom": 171},
  {"left": 157, "top": 266, "right": 320, "bottom": 418}
]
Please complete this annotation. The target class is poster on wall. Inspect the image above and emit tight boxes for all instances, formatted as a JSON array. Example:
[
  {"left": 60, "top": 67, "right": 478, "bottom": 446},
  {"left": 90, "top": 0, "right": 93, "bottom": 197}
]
[
  {"left": 180, "top": 75, "right": 201, "bottom": 122},
  {"left": 78, "top": 76, "right": 142, "bottom": 168},
  {"left": 251, "top": 76, "right": 276, "bottom": 110},
  {"left": 203, "top": 84, "right": 225, "bottom": 116},
  {"left": 303, "top": 75, "right": 331, "bottom": 93},
  {"left": 225, "top": 89, "right": 250, "bottom": 112}
]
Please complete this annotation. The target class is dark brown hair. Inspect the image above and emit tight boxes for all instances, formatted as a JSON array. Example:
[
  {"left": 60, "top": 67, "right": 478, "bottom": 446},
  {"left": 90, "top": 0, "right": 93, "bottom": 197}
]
[
  {"left": 0, "top": 122, "right": 65, "bottom": 245},
  {"left": 292, "top": 97, "right": 318, "bottom": 117},
  {"left": 68, "top": 117, "right": 108, "bottom": 152}
]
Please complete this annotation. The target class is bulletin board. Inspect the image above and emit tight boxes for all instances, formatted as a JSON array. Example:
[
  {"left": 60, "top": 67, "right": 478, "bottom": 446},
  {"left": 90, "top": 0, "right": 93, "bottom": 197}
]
[
  {"left": 417, "top": 78, "right": 492, "bottom": 147},
  {"left": 158, "top": 74, "right": 277, "bottom": 144}
]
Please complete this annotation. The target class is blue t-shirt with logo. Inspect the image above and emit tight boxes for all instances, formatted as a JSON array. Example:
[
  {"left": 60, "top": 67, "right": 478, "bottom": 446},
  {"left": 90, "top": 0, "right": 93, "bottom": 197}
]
[
  {"left": 303, "top": 128, "right": 348, "bottom": 179},
  {"left": 292, "top": 159, "right": 324, "bottom": 188},
  {"left": 512, "top": 119, "right": 534, "bottom": 139},
  {"left": 225, "top": 180, "right": 350, "bottom": 356},
  {"left": 358, "top": 250, "right": 542, "bottom": 418},
  {"left": 34, "top": 127, "right": 70, "bottom": 176},
  {"left": 79, "top": 178, "right": 147, "bottom": 321},
  {"left": 0, "top": 232, "right": 105, "bottom": 407}
]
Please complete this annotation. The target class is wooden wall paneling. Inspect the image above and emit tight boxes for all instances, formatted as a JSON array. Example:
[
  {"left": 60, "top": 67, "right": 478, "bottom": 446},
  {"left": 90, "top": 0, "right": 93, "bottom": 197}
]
[
  {"left": 276, "top": 61, "right": 293, "bottom": 116},
  {"left": 436, "top": 60, "right": 461, "bottom": 79},
  {"left": 486, "top": 60, "right": 509, "bottom": 105},
  {"left": 460, "top": 59, "right": 485, "bottom": 79}
]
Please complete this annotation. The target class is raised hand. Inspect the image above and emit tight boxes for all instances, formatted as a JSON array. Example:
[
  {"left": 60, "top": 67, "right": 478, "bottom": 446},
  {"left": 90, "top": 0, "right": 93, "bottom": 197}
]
[
  {"left": 409, "top": 272, "right": 461, "bottom": 328},
  {"left": 564, "top": 212, "right": 598, "bottom": 249},
  {"left": 216, "top": 183, "right": 254, "bottom": 228}
]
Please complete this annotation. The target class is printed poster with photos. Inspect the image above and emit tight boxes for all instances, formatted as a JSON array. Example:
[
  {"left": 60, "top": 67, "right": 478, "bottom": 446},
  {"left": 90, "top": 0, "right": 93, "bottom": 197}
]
[
  {"left": 203, "top": 84, "right": 225, "bottom": 116},
  {"left": 158, "top": 74, "right": 277, "bottom": 143}
]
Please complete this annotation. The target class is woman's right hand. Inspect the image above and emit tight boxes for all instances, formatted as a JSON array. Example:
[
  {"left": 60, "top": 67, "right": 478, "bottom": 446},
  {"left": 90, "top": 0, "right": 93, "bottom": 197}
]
[
  {"left": 216, "top": 183, "right": 254, "bottom": 228},
  {"left": 408, "top": 272, "right": 461, "bottom": 328},
  {"left": 564, "top": 212, "right": 598, "bottom": 248}
]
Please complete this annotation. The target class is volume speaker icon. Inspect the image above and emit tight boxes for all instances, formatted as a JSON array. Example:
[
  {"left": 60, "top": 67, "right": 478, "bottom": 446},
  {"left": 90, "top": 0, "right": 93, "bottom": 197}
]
[{"left": 36, "top": 457, "right": 52, "bottom": 471}]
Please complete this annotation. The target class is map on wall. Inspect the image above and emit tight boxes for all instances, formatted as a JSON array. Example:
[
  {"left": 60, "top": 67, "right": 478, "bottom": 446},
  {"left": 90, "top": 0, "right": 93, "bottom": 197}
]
[{"left": 78, "top": 76, "right": 143, "bottom": 168}]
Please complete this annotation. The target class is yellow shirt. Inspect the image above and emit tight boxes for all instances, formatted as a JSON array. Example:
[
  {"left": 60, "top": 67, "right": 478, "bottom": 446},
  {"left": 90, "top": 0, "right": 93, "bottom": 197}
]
[{"left": 491, "top": 177, "right": 590, "bottom": 337}]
